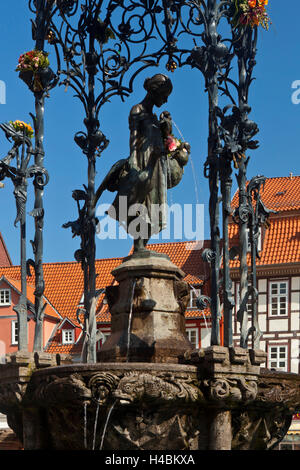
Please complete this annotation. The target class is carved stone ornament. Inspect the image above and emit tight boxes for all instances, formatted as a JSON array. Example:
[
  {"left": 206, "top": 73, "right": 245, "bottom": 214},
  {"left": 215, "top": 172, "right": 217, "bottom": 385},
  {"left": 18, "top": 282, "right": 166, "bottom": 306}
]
[
  {"left": 203, "top": 376, "right": 258, "bottom": 404},
  {"left": 105, "top": 410, "right": 201, "bottom": 451},
  {"left": 113, "top": 372, "right": 204, "bottom": 405},
  {"left": 33, "top": 373, "right": 92, "bottom": 405},
  {"left": 173, "top": 280, "right": 190, "bottom": 314},
  {"left": 257, "top": 380, "right": 300, "bottom": 408},
  {"left": 88, "top": 372, "right": 120, "bottom": 405},
  {"left": 232, "top": 409, "right": 293, "bottom": 451}
]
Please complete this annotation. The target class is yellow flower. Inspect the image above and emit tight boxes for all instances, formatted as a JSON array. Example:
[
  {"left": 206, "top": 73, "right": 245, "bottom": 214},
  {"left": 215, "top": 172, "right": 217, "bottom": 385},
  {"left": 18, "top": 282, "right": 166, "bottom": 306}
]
[{"left": 10, "top": 120, "right": 34, "bottom": 138}]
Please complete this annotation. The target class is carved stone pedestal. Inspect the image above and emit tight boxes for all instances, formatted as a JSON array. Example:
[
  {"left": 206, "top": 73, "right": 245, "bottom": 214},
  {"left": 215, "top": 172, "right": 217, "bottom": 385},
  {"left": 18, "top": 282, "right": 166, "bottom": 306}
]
[{"left": 98, "top": 252, "right": 192, "bottom": 363}]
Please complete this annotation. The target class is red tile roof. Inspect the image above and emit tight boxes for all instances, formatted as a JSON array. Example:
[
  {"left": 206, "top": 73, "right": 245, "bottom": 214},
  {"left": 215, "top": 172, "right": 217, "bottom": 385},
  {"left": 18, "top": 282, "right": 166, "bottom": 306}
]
[
  {"left": 229, "top": 214, "right": 300, "bottom": 268},
  {"left": 186, "top": 307, "right": 211, "bottom": 319},
  {"left": 146, "top": 240, "right": 211, "bottom": 284},
  {"left": 46, "top": 331, "right": 84, "bottom": 355},
  {"left": 231, "top": 175, "right": 300, "bottom": 212},
  {"left": 3, "top": 277, "right": 61, "bottom": 320},
  {"left": 0, "top": 257, "right": 123, "bottom": 324}
]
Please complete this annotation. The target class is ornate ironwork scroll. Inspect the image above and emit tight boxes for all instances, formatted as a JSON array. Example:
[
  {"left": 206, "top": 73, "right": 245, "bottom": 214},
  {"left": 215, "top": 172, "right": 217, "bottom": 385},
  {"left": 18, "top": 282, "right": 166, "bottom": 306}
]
[
  {"left": 23, "top": 0, "right": 58, "bottom": 350},
  {"left": 0, "top": 124, "right": 36, "bottom": 350},
  {"left": 30, "top": 0, "right": 266, "bottom": 358},
  {"left": 247, "top": 176, "right": 275, "bottom": 349}
]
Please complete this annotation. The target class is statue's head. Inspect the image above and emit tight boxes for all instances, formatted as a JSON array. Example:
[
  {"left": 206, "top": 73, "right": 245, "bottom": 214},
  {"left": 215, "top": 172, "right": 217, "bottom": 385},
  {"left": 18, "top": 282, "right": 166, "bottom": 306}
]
[{"left": 144, "top": 74, "right": 173, "bottom": 108}]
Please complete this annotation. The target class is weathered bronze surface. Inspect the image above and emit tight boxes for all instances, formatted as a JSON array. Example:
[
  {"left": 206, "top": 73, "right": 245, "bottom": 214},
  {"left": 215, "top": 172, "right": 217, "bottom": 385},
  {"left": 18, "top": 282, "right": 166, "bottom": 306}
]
[{"left": 95, "top": 74, "right": 190, "bottom": 254}]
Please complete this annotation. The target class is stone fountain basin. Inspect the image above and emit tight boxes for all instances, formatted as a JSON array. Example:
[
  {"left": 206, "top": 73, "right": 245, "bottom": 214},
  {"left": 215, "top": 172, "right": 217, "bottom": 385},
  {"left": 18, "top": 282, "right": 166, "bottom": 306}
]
[{"left": 0, "top": 351, "right": 299, "bottom": 450}]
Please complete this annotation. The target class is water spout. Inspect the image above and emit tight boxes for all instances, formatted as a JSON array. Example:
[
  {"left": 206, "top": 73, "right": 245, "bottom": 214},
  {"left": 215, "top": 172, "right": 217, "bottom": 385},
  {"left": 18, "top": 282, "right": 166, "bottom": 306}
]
[
  {"left": 166, "top": 156, "right": 174, "bottom": 206},
  {"left": 172, "top": 119, "right": 200, "bottom": 205},
  {"left": 126, "top": 279, "right": 136, "bottom": 362},
  {"left": 92, "top": 402, "right": 100, "bottom": 450},
  {"left": 99, "top": 400, "right": 117, "bottom": 450},
  {"left": 83, "top": 402, "right": 88, "bottom": 450}
]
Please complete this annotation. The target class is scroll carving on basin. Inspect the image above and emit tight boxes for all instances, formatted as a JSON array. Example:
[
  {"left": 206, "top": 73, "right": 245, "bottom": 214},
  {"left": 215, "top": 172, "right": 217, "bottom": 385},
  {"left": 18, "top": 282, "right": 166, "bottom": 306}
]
[
  {"left": 89, "top": 372, "right": 120, "bottom": 405},
  {"left": 203, "top": 376, "right": 258, "bottom": 405}
]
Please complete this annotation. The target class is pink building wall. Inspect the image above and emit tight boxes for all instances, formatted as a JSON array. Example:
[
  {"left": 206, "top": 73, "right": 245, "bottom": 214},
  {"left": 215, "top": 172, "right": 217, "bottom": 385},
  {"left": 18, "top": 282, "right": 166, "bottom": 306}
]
[{"left": 0, "top": 279, "right": 57, "bottom": 353}]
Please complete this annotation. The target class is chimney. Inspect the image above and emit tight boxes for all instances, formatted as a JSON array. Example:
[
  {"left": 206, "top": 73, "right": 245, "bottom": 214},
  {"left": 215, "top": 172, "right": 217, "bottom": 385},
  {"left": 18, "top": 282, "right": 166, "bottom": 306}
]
[{"left": 290, "top": 172, "right": 293, "bottom": 180}]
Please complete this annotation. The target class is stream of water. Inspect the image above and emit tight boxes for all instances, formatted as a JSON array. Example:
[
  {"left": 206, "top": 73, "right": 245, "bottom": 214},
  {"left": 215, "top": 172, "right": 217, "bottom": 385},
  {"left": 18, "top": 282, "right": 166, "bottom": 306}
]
[
  {"left": 172, "top": 119, "right": 200, "bottom": 206},
  {"left": 126, "top": 279, "right": 137, "bottom": 362},
  {"left": 83, "top": 402, "right": 88, "bottom": 450},
  {"left": 92, "top": 402, "right": 100, "bottom": 450},
  {"left": 99, "top": 400, "right": 117, "bottom": 450}
]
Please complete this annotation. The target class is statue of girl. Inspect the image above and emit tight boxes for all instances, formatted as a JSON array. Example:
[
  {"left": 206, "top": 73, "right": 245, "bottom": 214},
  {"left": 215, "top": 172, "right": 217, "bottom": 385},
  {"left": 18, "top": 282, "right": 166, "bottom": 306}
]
[{"left": 94, "top": 73, "right": 190, "bottom": 254}]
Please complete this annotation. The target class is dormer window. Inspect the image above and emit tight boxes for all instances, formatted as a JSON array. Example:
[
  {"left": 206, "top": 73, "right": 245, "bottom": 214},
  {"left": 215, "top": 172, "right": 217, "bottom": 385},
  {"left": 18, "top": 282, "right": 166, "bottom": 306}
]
[
  {"left": 0, "top": 289, "right": 11, "bottom": 306},
  {"left": 62, "top": 329, "right": 75, "bottom": 344}
]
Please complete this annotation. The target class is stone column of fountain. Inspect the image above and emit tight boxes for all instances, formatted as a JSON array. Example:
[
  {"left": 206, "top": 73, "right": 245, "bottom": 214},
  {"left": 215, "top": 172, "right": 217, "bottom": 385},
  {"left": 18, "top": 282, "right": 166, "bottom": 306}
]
[{"left": 98, "top": 251, "right": 192, "bottom": 364}]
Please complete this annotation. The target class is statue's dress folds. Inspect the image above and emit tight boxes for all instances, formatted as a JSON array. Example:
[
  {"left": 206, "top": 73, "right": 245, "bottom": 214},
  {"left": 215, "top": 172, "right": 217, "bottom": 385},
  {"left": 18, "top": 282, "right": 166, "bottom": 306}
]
[{"left": 109, "top": 103, "right": 168, "bottom": 238}]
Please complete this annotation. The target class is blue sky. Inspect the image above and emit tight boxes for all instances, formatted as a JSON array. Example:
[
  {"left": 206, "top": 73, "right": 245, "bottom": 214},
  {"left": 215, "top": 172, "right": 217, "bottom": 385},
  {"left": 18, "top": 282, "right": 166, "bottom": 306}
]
[{"left": 0, "top": 1, "right": 299, "bottom": 265}]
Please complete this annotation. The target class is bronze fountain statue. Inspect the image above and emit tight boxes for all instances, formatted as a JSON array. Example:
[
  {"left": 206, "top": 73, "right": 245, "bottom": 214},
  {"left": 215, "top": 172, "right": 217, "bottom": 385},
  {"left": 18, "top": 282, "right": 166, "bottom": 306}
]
[{"left": 93, "top": 73, "right": 190, "bottom": 253}]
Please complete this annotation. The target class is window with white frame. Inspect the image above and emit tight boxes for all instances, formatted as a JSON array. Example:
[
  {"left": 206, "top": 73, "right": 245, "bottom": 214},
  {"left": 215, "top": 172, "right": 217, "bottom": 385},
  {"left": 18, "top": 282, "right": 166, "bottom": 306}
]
[
  {"left": 269, "top": 281, "right": 288, "bottom": 316},
  {"left": 0, "top": 289, "right": 11, "bottom": 306},
  {"left": 11, "top": 320, "right": 18, "bottom": 345},
  {"left": 268, "top": 345, "right": 288, "bottom": 371},
  {"left": 62, "top": 329, "right": 75, "bottom": 344},
  {"left": 186, "top": 328, "right": 199, "bottom": 349},
  {"left": 189, "top": 288, "right": 201, "bottom": 309}
]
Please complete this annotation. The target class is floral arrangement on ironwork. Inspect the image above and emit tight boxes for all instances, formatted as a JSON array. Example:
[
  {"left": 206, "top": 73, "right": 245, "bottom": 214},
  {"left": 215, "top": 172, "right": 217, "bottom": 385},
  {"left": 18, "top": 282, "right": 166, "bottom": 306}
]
[
  {"left": 232, "top": 0, "right": 270, "bottom": 30},
  {"left": 16, "top": 50, "right": 52, "bottom": 92},
  {"left": 9, "top": 120, "right": 34, "bottom": 139},
  {"left": 16, "top": 50, "right": 50, "bottom": 73}
]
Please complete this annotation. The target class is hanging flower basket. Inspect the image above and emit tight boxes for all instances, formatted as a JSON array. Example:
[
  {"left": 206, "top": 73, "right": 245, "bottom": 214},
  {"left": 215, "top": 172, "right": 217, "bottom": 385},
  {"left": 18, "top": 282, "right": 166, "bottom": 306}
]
[
  {"left": 232, "top": 0, "right": 271, "bottom": 30},
  {"left": 16, "top": 50, "right": 55, "bottom": 92}
]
